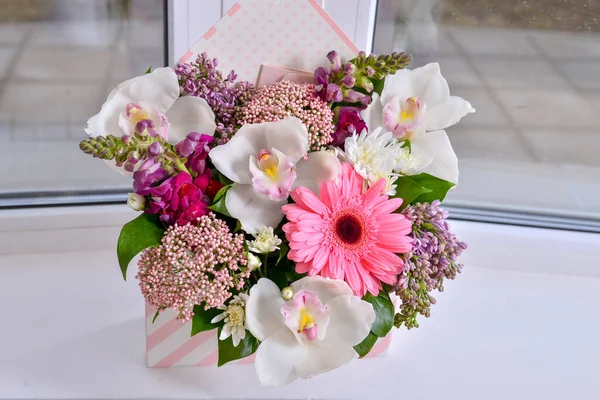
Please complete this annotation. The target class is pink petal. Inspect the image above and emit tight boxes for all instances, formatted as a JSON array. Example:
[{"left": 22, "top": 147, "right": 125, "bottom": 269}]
[
  {"left": 306, "top": 232, "right": 325, "bottom": 246},
  {"left": 378, "top": 214, "right": 412, "bottom": 232},
  {"left": 282, "top": 204, "right": 308, "bottom": 222},
  {"left": 319, "top": 180, "right": 339, "bottom": 208},
  {"left": 310, "top": 246, "right": 329, "bottom": 275},
  {"left": 378, "top": 235, "right": 413, "bottom": 253},
  {"left": 343, "top": 262, "right": 365, "bottom": 297},
  {"left": 362, "top": 178, "right": 388, "bottom": 207},
  {"left": 371, "top": 197, "right": 404, "bottom": 216},
  {"left": 296, "top": 262, "right": 310, "bottom": 273},
  {"left": 291, "top": 187, "right": 327, "bottom": 215}
]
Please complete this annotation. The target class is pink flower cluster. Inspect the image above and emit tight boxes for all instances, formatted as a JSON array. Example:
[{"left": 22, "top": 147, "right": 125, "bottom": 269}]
[
  {"left": 237, "top": 81, "right": 335, "bottom": 150},
  {"left": 136, "top": 213, "right": 249, "bottom": 321}
]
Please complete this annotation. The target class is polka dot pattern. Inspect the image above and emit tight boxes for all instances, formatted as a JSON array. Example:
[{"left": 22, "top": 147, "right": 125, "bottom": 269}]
[{"left": 179, "top": 0, "right": 358, "bottom": 84}]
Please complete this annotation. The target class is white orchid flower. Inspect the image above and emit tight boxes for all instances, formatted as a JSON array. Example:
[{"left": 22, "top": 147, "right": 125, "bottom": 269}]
[
  {"left": 209, "top": 117, "right": 341, "bottom": 234},
  {"left": 85, "top": 67, "right": 216, "bottom": 171},
  {"left": 361, "top": 63, "right": 474, "bottom": 184},
  {"left": 245, "top": 276, "right": 376, "bottom": 387}
]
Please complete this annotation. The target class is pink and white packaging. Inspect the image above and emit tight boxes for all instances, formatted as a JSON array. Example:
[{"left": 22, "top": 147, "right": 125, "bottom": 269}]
[
  {"left": 146, "top": 304, "right": 393, "bottom": 368},
  {"left": 145, "top": 0, "right": 393, "bottom": 368}
]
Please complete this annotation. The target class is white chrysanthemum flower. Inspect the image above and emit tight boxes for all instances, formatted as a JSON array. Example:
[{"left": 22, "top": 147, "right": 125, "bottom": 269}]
[
  {"left": 247, "top": 227, "right": 282, "bottom": 254},
  {"left": 394, "top": 146, "right": 431, "bottom": 176},
  {"left": 340, "top": 127, "right": 403, "bottom": 193},
  {"left": 247, "top": 253, "right": 262, "bottom": 271},
  {"left": 211, "top": 294, "right": 249, "bottom": 347}
]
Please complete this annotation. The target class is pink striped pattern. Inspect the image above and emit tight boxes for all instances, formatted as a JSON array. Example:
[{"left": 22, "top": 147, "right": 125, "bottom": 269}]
[
  {"left": 307, "top": 0, "right": 359, "bottom": 55},
  {"left": 179, "top": 50, "right": 193, "bottom": 63},
  {"left": 227, "top": 2, "right": 242, "bottom": 16},
  {"left": 146, "top": 318, "right": 188, "bottom": 352},
  {"left": 154, "top": 330, "right": 214, "bottom": 368},
  {"left": 197, "top": 350, "right": 219, "bottom": 366},
  {"left": 203, "top": 27, "right": 217, "bottom": 40}
]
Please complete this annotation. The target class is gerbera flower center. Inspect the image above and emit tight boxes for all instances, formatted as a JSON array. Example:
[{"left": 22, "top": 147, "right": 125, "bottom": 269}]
[{"left": 333, "top": 210, "right": 366, "bottom": 248}]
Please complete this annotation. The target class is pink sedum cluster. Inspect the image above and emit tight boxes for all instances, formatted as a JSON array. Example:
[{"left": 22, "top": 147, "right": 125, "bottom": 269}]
[
  {"left": 136, "top": 213, "right": 249, "bottom": 321},
  {"left": 237, "top": 81, "right": 335, "bottom": 150}
]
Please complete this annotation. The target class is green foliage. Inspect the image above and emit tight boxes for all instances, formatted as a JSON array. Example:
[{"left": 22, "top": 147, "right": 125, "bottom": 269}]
[
  {"left": 191, "top": 305, "right": 222, "bottom": 336},
  {"left": 145, "top": 66, "right": 152, "bottom": 74},
  {"left": 208, "top": 185, "right": 232, "bottom": 217},
  {"left": 393, "top": 177, "right": 432, "bottom": 211},
  {"left": 217, "top": 328, "right": 260, "bottom": 366},
  {"left": 408, "top": 173, "right": 455, "bottom": 203},
  {"left": 354, "top": 332, "right": 378, "bottom": 358},
  {"left": 117, "top": 213, "right": 165, "bottom": 280},
  {"left": 363, "top": 291, "right": 395, "bottom": 338}
]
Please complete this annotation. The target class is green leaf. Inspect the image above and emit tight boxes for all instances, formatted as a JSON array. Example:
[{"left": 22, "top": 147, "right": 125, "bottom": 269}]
[
  {"left": 191, "top": 305, "right": 222, "bottom": 336},
  {"left": 117, "top": 213, "right": 165, "bottom": 280},
  {"left": 393, "top": 176, "right": 432, "bottom": 210},
  {"left": 217, "top": 328, "right": 260, "bottom": 366},
  {"left": 363, "top": 291, "right": 394, "bottom": 338},
  {"left": 354, "top": 332, "right": 378, "bottom": 358},
  {"left": 145, "top": 66, "right": 152, "bottom": 74},
  {"left": 277, "top": 242, "right": 289, "bottom": 265},
  {"left": 152, "top": 310, "right": 160, "bottom": 324},
  {"left": 270, "top": 265, "right": 288, "bottom": 290},
  {"left": 409, "top": 173, "right": 455, "bottom": 203},
  {"left": 372, "top": 78, "right": 385, "bottom": 96},
  {"left": 208, "top": 185, "right": 231, "bottom": 217}
]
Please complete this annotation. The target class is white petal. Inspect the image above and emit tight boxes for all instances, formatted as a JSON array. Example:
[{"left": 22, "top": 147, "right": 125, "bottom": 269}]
[
  {"left": 294, "top": 342, "right": 357, "bottom": 380},
  {"left": 128, "top": 67, "right": 180, "bottom": 114},
  {"left": 220, "top": 324, "right": 232, "bottom": 340},
  {"left": 293, "top": 151, "right": 342, "bottom": 194},
  {"left": 166, "top": 97, "right": 216, "bottom": 145},
  {"left": 85, "top": 91, "right": 134, "bottom": 137},
  {"left": 210, "top": 313, "right": 226, "bottom": 324},
  {"left": 263, "top": 117, "right": 309, "bottom": 163},
  {"left": 381, "top": 69, "right": 415, "bottom": 105},
  {"left": 411, "top": 129, "right": 459, "bottom": 184},
  {"left": 411, "top": 63, "right": 450, "bottom": 109},
  {"left": 232, "top": 332, "right": 241, "bottom": 347},
  {"left": 85, "top": 67, "right": 179, "bottom": 138},
  {"left": 245, "top": 278, "right": 286, "bottom": 342},
  {"left": 254, "top": 329, "right": 300, "bottom": 387},
  {"left": 225, "top": 184, "right": 286, "bottom": 234},
  {"left": 291, "top": 276, "right": 353, "bottom": 305},
  {"left": 360, "top": 93, "right": 384, "bottom": 131},
  {"left": 322, "top": 295, "right": 376, "bottom": 347},
  {"left": 424, "top": 96, "right": 475, "bottom": 132},
  {"left": 209, "top": 123, "right": 268, "bottom": 184}
]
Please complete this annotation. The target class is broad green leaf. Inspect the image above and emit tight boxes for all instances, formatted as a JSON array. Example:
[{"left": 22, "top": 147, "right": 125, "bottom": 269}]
[
  {"left": 191, "top": 305, "right": 222, "bottom": 336},
  {"left": 217, "top": 328, "right": 260, "bottom": 366},
  {"left": 393, "top": 176, "right": 432, "bottom": 211},
  {"left": 363, "top": 292, "right": 394, "bottom": 338},
  {"left": 372, "top": 78, "right": 385, "bottom": 96},
  {"left": 277, "top": 242, "right": 289, "bottom": 265},
  {"left": 409, "top": 173, "right": 455, "bottom": 203},
  {"left": 208, "top": 185, "right": 231, "bottom": 217},
  {"left": 270, "top": 265, "right": 288, "bottom": 290},
  {"left": 117, "top": 213, "right": 165, "bottom": 280},
  {"left": 354, "top": 332, "right": 378, "bottom": 358}
]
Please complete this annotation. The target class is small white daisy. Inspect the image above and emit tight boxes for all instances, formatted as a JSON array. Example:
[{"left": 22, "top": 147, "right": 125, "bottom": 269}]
[
  {"left": 211, "top": 294, "right": 249, "bottom": 347},
  {"left": 247, "top": 226, "right": 282, "bottom": 254}
]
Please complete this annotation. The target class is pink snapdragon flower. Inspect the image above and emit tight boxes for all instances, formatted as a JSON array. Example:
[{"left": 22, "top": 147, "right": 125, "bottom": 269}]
[{"left": 282, "top": 163, "right": 413, "bottom": 296}]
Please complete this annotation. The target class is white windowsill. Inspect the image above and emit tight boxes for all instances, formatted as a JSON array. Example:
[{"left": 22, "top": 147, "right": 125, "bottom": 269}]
[{"left": 0, "top": 208, "right": 599, "bottom": 399}]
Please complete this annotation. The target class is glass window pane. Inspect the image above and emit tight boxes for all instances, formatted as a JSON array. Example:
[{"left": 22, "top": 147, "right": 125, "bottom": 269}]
[
  {"left": 373, "top": 0, "right": 600, "bottom": 220},
  {"left": 0, "top": 0, "right": 166, "bottom": 200}
]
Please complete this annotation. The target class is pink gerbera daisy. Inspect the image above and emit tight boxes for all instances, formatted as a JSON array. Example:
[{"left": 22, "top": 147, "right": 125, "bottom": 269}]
[{"left": 282, "top": 163, "right": 413, "bottom": 297}]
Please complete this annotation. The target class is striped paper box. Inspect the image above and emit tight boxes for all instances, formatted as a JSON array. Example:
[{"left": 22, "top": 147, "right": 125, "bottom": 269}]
[{"left": 146, "top": 304, "right": 393, "bottom": 368}]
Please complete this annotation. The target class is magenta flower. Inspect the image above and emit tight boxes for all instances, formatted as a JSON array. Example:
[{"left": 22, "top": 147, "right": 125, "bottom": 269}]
[
  {"left": 133, "top": 158, "right": 166, "bottom": 196},
  {"left": 147, "top": 170, "right": 212, "bottom": 225},
  {"left": 331, "top": 107, "right": 368, "bottom": 147}
]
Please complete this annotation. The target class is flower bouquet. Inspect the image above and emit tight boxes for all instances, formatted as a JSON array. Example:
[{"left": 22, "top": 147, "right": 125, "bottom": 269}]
[{"left": 79, "top": 10, "right": 472, "bottom": 386}]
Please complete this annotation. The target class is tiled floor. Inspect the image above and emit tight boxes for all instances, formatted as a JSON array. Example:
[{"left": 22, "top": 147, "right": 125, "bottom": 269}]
[{"left": 0, "top": 5, "right": 598, "bottom": 216}]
